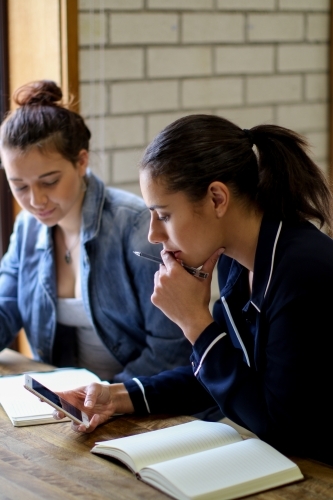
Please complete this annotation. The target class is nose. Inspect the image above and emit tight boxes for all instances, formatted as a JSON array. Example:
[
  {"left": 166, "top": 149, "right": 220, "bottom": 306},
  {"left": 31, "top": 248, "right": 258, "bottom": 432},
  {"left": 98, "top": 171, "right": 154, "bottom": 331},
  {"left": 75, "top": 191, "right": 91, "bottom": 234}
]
[
  {"left": 148, "top": 216, "right": 166, "bottom": 245},
  {"left": 30, "top": 187, "right": 47, "bottom": 208}
]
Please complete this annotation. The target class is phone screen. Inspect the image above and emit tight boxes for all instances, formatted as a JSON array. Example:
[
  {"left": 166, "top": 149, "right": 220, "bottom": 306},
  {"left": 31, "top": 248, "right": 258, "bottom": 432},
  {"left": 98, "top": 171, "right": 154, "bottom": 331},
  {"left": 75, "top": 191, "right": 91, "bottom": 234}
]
[{"left": 25, "top": 375, "right": 89, "bottom": 427}]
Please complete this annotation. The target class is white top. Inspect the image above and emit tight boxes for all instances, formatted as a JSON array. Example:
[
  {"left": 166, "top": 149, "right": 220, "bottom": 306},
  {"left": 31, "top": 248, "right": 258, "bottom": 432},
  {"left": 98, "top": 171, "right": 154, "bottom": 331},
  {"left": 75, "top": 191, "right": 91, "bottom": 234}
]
[{"left": 57, "top": 297, "right": 123, "bottom": 381}]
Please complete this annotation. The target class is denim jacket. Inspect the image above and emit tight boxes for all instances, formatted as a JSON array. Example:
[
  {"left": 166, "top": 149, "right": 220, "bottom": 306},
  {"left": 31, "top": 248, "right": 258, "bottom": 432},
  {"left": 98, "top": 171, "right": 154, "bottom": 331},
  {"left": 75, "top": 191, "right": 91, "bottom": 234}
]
[{"left": 0, "top": 171, "right": 191, "bottom": 381}]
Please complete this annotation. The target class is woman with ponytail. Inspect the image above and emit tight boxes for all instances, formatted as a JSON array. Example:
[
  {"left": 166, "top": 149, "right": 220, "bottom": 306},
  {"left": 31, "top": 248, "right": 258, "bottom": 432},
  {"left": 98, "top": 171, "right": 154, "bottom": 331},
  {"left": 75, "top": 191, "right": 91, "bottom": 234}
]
[
  {"left": 0, "top": 81, "right": 191, "bottom": 382},
  {"left": 58, "top": 114, "right": 333, "bottom": 465}
]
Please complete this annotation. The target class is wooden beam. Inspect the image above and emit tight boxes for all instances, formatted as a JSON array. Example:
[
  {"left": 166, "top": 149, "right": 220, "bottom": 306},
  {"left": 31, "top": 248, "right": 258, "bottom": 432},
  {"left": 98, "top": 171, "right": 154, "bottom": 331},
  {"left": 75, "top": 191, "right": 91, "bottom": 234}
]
[
  {"left": 7, "top": 0, "right": 61, "bottom": 106},
  {"left": 60, "top": 0, "right": 79, "bottom": 111}
]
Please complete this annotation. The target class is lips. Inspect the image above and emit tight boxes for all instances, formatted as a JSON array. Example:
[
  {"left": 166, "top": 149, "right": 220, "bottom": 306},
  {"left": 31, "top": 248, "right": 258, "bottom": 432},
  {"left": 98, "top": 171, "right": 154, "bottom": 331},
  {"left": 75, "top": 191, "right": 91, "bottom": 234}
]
[
  {"left": 163, "top": 250, "right": 182, "bottom": 261},
  {"left": 36, "top": 208, "right": 56, "bottom": 218},
  {"left": 172, "top": 251, "right": 182, "bottom": 259}
]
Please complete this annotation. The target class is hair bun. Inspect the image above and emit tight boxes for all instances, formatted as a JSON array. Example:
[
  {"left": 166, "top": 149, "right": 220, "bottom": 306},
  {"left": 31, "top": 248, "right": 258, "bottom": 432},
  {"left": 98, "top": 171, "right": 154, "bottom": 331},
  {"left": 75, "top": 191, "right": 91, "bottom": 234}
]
[{"left": 14, "top": 80, "right": 63, "bottom": 107}]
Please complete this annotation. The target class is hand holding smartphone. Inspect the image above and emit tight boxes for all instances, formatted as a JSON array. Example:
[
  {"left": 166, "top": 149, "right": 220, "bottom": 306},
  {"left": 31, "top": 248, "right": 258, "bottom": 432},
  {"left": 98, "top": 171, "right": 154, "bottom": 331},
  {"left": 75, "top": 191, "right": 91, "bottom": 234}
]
[{"left": 24, "top": 374, "right": 90, "bottom": 428}]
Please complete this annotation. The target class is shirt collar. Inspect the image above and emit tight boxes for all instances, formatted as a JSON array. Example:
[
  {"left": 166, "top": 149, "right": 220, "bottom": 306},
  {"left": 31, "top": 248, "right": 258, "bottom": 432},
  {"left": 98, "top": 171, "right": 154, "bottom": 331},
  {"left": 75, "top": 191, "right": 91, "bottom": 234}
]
[{"left": 250, "top": 216, "right": 283, "bottom": 312}]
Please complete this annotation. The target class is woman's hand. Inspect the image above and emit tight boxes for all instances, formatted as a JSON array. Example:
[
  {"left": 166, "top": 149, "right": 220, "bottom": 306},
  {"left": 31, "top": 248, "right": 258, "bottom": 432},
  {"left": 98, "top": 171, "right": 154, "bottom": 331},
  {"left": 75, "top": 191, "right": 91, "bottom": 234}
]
[
  {"left": 151, "top": 247, "right": 224, "bottom": 344},
  {"left": 53, "top": 382, "right": 134, "bottom": 433}
]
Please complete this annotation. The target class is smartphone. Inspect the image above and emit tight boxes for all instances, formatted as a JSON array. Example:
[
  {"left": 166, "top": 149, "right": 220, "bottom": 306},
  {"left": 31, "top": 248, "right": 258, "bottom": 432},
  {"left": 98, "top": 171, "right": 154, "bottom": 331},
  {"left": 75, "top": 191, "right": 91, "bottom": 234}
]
[{"left": 24, "top": 374, "right": 90, "bottom": 428}]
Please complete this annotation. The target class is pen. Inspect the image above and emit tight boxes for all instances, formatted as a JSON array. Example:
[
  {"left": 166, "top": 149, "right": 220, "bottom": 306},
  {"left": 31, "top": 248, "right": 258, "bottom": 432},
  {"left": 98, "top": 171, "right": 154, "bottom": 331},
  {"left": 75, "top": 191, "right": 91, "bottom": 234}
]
[{"left": 133, "top": 251, "right": 209, "bottom": 279}]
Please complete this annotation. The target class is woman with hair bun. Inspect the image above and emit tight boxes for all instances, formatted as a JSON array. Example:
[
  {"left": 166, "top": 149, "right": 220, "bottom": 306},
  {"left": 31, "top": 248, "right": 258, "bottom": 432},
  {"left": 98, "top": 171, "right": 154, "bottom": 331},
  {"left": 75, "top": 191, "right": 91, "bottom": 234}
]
[
  {"left": 57, "top": 114, "right": 333, "bottom": 465},
  {"left": 0, "top": 80, "right": 191, "bottom": 382}
]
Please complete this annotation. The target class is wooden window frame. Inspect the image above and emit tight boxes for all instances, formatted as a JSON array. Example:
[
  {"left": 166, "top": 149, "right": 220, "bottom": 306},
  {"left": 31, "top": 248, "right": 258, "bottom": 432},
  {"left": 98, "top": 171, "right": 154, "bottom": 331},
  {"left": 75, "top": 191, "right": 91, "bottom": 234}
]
[{"left": 0, "top": 0, "right": 13, "bottom": 259}]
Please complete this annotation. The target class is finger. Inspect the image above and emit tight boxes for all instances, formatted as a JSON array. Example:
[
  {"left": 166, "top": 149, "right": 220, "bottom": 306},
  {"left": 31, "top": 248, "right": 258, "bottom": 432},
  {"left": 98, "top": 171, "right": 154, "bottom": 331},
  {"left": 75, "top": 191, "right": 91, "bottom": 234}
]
[
  {"left": 71, "top": 422, "right": 91, "bottom": 433},
  {"left": 75, "top": 414, "right": 101, "bottom": 433},
  {"left": 201, "top": 247, "right": 225, "bottom": 275},
  {"left": 154, "top": 269, "right": 160, "bottom": 286},
  {"left": 53, "top": 410, "right": 66, "bottom": 420},
  {"left": 160, "top": 250, "right": 179, "bottom": 271},
  {"left": 84, "top": 384, "right": 100, "bottom": 408}
]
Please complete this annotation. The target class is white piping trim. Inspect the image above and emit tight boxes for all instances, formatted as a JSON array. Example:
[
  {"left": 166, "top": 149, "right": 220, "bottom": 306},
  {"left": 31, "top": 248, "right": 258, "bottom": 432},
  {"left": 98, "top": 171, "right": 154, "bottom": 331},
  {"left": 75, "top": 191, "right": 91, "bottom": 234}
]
[
  {"left": 222, "top": 296, "right": 251, "bottom": 367},
  {"left": 132, "top": 378, "right": 151, "bottom": 413},
  {"left": 250, "top": 300, "right": 261, "bottom": 313},
  {"left": 194, "top": 333, "right": 227, "bottom": 376},
  {"left": 264, "top": 221, "right": 282, "bottom": 298}
]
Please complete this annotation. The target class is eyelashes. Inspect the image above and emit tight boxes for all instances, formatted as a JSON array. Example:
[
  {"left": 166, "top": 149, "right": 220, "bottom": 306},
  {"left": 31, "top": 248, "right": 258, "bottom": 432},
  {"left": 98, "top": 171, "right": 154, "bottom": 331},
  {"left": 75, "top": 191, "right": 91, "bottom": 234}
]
[{"left": 13, "top": 179, "right": 60, "bottom": 192}]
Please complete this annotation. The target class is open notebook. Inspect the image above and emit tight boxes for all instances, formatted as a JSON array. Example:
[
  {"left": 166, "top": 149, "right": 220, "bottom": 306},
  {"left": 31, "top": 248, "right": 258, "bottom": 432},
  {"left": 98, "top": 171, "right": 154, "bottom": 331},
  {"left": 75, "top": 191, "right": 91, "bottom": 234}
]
[
  {"left": 91, "top": 420, "right": 304, "bottom": 500},
  {"left": 0, "top": 368, "right": 102, "bottom": 426}
]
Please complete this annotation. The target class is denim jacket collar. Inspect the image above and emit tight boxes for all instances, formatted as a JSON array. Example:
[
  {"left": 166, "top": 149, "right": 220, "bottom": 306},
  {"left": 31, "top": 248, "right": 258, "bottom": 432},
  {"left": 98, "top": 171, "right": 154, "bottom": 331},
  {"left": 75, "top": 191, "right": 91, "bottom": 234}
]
[
  {"left": 81, "top": 170, "right": 106, "bottom": 243},
  {"left": 34, "top": 170, "right": 105, "bottom": 251}
]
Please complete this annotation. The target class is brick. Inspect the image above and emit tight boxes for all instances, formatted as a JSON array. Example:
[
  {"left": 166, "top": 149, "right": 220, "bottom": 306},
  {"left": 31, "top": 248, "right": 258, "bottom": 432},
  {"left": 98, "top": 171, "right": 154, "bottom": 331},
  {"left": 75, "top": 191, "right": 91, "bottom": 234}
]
[
  {"left": 79, "top": 13, "right": 107, "bottom": 46},
  {"left": 278, "top": 0, "right": 329, "bottom": 11},
  {"left": 79, "top": 0, "right": 143, "bottom": 9},
  {"left": 147, "top": 111, "right": 212, "bottom": 141},
  {"left": 218, "top": 0, "right": 274, "bottom": 9},
  {"left": 278, "top": 44, "right": 328, "bottom": 72},
  {"left": 314, "top": 159, "right": 328, "bottom": 176},
  {"left": 216, "top": 106, "right": 274, "bottom": 128},
  {"left": 79, "top": 48, "right": 143, "bottom": 81},
  {"left": 216, "top": 46, "right": 274, "bottom": 75},
  {"left": 111, "top": 81, "right": 178, "bottom": 113},
  {"left": 111, "top": 182, "right": 143, "bottom": 197},
  {"left": 183, "top": 13, "right": 244, "bottom": 43},
  {"left": 248, "top": 14, "right": 304, "bottom": 41},
  {"left": 307, "top": 13, "right": 329, "bottom": 41},
  {"left": 86, "top": 116, "right": 145, "bottom": 148},
  {"left": 79, "top": 83, "right": 108, "bottom": 117},
  {"left": 182, "top": 77, "right": 243, "bottom": 108},
  {"left": 277, "top": 103, "right": 328, "bottom": 131},
  {"left": 112, "top": 149, "right": 144, "bottom": 183},
  {"left": 305, "top": 73, "right": 328, "bottom": 101},
  {"left": 148, "top": 47, "right": 212, "bottom": 78},
  {"left": 148, "top": 0, "right": 213, "bottom": 9},
  {"left": 305, "top": 131, "right": 328, "bottom": 161},
  {"left": 247, "top": 75, "right": 302, "bottom": 104},
  {"left": 89, "top": 152, "right": 111, "bottom": 185},
  {"left": 110, "top": 14, "right": 178, "bottom": 44}
]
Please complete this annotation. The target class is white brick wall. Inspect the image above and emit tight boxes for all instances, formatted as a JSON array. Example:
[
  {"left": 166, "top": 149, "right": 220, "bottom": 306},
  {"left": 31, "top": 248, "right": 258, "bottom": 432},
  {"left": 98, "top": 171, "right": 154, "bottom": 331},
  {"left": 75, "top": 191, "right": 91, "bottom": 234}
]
[
  {"left": 215, "top": 46, "right": 274, "bottom": 74},
  {"left": 110, "top": 14, "right": 179, "bottom": 44},
  {"left": 278, "top": 44, "right": 328, "bottom": 72},
  {"left": 78, "top": 1, "right": 330, "bottom": 191},
  {"left": 248, "top": 13, "right": 304, "bottom": 41}
]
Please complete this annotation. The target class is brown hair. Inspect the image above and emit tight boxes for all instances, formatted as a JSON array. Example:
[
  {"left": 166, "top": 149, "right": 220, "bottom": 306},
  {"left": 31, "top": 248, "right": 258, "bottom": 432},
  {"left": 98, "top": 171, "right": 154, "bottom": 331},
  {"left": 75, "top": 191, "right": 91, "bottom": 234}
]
[
  {"left": 140, "top": 114, "right": 333, "bottom": 231},
  {"left": 0, "top": 80, "right": 91, "bottom": 164}
]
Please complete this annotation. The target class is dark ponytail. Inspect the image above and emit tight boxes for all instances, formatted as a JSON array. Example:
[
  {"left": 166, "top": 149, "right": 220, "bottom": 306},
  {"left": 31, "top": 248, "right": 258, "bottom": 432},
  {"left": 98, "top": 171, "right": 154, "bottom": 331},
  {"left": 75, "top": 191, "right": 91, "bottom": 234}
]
[
  {"left": 140, "top": 114, "right": 333, "bottom": 231},
  {"left": 0, "top": 80, "right": 91, "bottom": 164},
  {"left": 250, "top": 124, "right": 332, "bottom": 230}
]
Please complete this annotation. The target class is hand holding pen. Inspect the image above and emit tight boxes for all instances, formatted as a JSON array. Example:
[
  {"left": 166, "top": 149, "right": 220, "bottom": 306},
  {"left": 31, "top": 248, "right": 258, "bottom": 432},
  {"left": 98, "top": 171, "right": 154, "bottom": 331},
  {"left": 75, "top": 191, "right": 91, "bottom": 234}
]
[
  {"left": 133, "top": 251, "right": 209, "bottom": 279},
  {"left": 139, "top": 248, "right": 224, "bottom": 344}
]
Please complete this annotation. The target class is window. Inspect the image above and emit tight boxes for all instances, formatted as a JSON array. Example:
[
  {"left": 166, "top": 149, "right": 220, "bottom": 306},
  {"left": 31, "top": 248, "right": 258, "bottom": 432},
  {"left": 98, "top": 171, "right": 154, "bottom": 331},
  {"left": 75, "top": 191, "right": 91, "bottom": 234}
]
[{"left": 0, "top": 0, "right": 13, "bottom": 259}]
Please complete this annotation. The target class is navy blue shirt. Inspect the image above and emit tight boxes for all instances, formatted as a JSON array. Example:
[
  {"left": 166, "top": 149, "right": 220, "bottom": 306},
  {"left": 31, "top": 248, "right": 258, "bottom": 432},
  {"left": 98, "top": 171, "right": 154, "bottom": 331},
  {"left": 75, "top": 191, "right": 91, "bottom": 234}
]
[{"left": 125, "top": 216, "right": 333, "bottom": 465}]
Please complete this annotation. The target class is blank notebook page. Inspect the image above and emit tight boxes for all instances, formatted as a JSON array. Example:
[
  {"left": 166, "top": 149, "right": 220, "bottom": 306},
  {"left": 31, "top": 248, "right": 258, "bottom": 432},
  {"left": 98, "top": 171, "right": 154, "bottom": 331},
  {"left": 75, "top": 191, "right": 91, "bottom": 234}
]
[
  {"left": 143, "top": 438, "right": 302, "bottom": 500},
  {"left": 95, "top": 421, "right": 242, "bottom": 471}
]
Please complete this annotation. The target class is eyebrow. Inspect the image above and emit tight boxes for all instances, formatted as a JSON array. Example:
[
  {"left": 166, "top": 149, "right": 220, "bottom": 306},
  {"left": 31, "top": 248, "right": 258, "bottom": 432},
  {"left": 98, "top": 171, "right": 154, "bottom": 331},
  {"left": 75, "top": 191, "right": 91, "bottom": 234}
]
[
  {"left": 148, "top": 204, "right": 168, "bottom": 210},
  {"left": 9, "top": 170, "right": 61, "bottom": 182}
]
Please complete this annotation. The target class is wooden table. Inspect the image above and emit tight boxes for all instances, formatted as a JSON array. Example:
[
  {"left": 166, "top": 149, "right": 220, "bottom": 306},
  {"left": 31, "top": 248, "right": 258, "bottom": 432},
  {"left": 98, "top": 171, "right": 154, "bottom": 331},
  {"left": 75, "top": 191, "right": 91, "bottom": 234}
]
[{"left": 0, "top": 349, "right": 332, "bottom": 500}]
